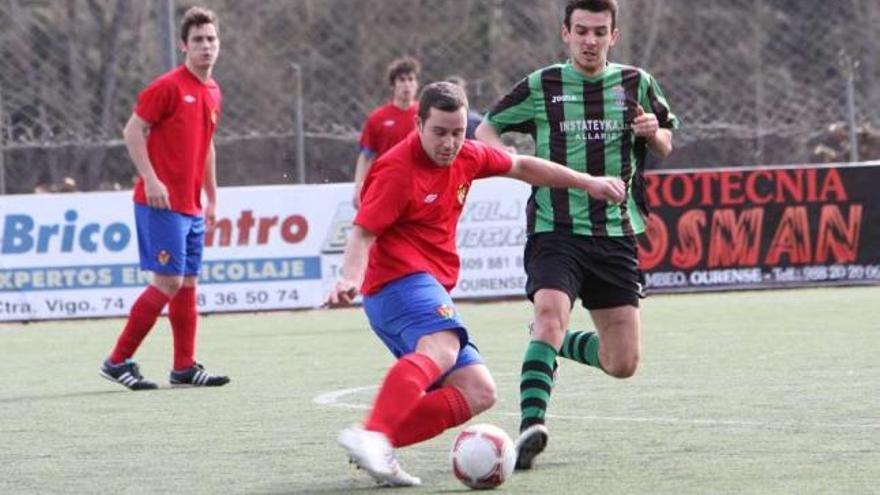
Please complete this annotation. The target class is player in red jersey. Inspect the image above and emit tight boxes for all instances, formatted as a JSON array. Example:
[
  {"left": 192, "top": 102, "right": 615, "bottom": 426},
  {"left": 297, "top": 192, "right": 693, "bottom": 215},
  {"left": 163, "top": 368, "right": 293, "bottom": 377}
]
[
  {"left": 99, "top": 6, "right": 229, "bottom": 390},
  {"left": 351, "top": 56, "right": 421, "bottom": 208},
  {"left": 326, "top": 82, "right": 626, "bottom": 487}
]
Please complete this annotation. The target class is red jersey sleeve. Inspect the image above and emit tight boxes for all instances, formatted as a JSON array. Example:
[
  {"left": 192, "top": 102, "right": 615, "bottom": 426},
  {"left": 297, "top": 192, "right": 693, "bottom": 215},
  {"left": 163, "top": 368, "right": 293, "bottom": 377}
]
[
  {"left": 134, "top": 77, "right": 178, "bottom": 125},
  {"left": 354, "top": 161, "right": 410, "bottom": 236},
  {"left": 472, "top": 141, "right": 514, "bottom": 179}
]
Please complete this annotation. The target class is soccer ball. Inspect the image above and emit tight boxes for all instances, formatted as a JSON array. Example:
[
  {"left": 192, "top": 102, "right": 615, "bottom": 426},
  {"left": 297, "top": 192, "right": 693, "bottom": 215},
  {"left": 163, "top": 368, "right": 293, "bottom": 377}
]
[{"left": 450, "top": 423, "right": 516, "bottom": 489}]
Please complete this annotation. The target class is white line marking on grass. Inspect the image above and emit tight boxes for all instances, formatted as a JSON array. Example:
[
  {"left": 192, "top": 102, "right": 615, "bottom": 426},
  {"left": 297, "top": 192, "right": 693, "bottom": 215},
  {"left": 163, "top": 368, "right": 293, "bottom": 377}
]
[
  {"left": 313, "top": 385, "right": 879, "bottom": 430},
  {"left": 313, "top": 386, "right": 373, "bottom": 410},
  {"left": 524, "top": 413, "right": 879, "bottom": 429}
]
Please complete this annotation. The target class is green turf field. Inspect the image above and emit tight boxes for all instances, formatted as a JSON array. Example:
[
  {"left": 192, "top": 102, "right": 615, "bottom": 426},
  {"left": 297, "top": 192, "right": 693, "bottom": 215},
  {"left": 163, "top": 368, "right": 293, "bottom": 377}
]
[{"left": 1, "top": 287, "right": 878, "bottom": 494}]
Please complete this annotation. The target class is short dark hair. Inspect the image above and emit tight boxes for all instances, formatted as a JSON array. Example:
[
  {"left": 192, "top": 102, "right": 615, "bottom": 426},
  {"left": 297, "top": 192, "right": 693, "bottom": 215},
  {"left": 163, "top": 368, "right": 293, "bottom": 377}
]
[
  {"left": 418, "top": 82, "right": 468, "bottom": 121},
  {"left": 445, "top": 75, "right": 467, "bottom": 90},
  {"left": 564, "top": 0, "right": 618, "bottom": 30},
  {"left": 180, "top": 6, "right": 218, "bottom": 43},
  {"left": 387, "top": 56, "right": 421, "bottom": 86}
]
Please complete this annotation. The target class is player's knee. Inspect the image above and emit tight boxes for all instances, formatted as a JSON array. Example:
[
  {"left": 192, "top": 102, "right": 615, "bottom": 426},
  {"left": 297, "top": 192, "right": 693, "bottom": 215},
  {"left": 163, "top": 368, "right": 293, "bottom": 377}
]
[
  {"left": 534, "top": 306, "right": 566, "bottom": 329},
  {"left": 532, "top": 309, "right": 567, "bottom": 345},
  {"left": 463, "top": 380, "right": 496, "bottom": 416},
  {"left": 604, "top": 354, "right": 639, "bottom": 379},
  {"left": 420, "top": 345, "right": 458, "bottom": 372},
  {"left": 153, "top": 277, "right": 183, "bottom": 296},
  {"left": 433, "top": 349, "right": 459, "bottom": 372},
  {"left": 417, "top": 331, "right": 461, "bottom": 371}
]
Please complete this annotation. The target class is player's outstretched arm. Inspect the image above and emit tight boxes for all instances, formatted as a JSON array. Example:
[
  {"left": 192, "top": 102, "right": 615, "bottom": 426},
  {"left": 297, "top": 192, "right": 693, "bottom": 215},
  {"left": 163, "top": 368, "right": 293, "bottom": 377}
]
[
  {"left": 323, "top": 225, "right": 376, "bottom": 308},
  {"left": 123, "top": 113, "right": 170, "bottom": 209},
  {"left": 504, "top": 155, "right": 626, "bottom": 204}
]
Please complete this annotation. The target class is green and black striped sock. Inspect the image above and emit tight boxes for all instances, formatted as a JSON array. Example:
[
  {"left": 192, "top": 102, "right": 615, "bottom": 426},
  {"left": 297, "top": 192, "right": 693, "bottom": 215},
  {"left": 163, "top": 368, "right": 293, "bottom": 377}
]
[
  {"left": 559, "top": 330, "right": 603, "bottom": 370},
  {"left": 519, "top": 340, "right": 557, "bottom": 432}
]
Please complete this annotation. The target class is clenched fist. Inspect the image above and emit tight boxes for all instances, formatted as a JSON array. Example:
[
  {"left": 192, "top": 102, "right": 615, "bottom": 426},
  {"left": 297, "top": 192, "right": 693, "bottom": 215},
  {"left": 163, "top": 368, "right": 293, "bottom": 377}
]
[{"left": 584, "top": 176, "right": 626, "bottom": 203}]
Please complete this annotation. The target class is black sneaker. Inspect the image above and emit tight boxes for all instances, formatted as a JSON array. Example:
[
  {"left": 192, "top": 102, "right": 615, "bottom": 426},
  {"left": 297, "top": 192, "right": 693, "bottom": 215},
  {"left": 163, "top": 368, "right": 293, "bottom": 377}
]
[
  {"left": 100, "top": 359, "right": 158, "bottom": 391},
  {"left": 169, "top": 362, "right": 230, "bottom": 387},
  {"left": 514, "top": 424, "right": 549, "bottom": 470}
]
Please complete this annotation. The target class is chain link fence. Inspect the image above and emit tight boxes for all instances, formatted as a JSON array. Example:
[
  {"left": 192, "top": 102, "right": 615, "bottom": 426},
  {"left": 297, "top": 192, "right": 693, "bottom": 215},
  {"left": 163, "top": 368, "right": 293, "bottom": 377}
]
[{"left": 1, "top": 0, "right": 879, "bottom": 195}]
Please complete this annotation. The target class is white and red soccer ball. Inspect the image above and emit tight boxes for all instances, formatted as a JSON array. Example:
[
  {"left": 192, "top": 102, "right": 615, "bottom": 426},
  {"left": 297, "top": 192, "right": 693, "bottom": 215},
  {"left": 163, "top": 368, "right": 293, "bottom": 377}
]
[{"left": 450, "top": 423, "right": 516, "bottom": 489}]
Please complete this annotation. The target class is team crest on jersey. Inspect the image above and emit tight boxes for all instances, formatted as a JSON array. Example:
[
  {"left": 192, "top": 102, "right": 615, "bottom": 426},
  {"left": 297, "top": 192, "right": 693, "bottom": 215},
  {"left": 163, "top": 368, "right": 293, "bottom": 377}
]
[
  {"left": 610, "top": 85, "right": 626, "bottom": 110},
  {"left": 436, "top": 304, "right": 456, "bottom": 319},
  {"left": 456, "top": 184, "right": 469, "bottom": 205},
  {"left": 156, "top": 250, "right": 172, "bottom": 266}
]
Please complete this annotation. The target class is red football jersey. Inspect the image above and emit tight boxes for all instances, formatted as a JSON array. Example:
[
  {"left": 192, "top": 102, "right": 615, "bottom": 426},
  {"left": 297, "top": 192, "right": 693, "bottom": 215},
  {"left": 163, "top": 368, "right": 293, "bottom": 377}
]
[
  {"left": 358, "top": 102, "right": 418, "bottom": 159},
  {"left": 356, "top": 132, "right": 513, "bottom": 295},
  {"left": 133, "top": 65, "right": 221, "bottom": 215}
]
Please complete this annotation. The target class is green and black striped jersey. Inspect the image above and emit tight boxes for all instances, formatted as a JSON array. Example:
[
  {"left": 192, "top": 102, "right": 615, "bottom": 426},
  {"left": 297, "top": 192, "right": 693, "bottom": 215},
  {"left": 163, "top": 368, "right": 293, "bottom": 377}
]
[{"left": 485, "top": 61, "right": 679, "bottom": 237}]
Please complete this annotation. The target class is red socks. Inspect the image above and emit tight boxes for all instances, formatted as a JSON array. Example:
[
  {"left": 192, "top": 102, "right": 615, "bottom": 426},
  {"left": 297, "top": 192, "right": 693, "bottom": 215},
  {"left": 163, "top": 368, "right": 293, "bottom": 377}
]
[
  {"left": 169, "top": 286, "right": 198, "bottom": 371},
  {"left": 364, "top": 353, "right": 442, "bottom": 437},
  {"left": 391, "top": 385, "right": 472, "bottom": 448},
  {"left": 365, "top": 353, "right": 474, "bottom": 447},
  {"left": 109, "top": 285, "right": 169, "bottom": 364},
  {"left": 108, "top": 284, "right": 199, "bottom": 370}
]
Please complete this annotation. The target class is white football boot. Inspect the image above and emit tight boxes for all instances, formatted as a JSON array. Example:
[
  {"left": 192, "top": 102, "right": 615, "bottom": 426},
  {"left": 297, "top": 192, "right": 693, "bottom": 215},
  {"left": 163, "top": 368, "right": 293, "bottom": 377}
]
[{"left": 337, "top": 426, "right": 422, "bottom": 487}]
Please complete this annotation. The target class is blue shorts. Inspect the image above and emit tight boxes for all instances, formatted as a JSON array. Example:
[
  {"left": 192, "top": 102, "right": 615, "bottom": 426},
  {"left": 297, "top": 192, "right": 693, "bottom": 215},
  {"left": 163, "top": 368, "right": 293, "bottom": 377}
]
[
  {"left": 363, "top": 272, "right": 483, "bottom": 387},
  {"left": 134, "top": 204, "right": 205, "bottom": 276}
]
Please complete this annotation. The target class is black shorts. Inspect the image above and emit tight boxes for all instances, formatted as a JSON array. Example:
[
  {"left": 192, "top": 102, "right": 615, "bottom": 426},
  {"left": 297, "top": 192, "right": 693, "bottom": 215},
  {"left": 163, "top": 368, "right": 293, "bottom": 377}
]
[{"left": 524, "top": 232, "right": 645, "bottom": 310}]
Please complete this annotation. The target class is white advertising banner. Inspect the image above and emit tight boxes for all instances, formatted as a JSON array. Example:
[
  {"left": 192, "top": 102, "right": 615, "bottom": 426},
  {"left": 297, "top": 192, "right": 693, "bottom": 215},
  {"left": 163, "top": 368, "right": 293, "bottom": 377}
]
[
  {"left": 451, "top": 177, "right": 530, "bottom": 299},
  {"left": 0, "top": 179, "right": 531, "bottom": 322}
]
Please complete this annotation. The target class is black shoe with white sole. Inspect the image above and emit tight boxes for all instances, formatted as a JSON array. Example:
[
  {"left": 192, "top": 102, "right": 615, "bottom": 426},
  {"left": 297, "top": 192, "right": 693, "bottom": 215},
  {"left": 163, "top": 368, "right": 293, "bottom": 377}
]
[
  {"left": 169, "top": 362, "right": 230, "bottom": 387},
  {"left": 100, "top": 359, "right": 158, "bottom": 391}
]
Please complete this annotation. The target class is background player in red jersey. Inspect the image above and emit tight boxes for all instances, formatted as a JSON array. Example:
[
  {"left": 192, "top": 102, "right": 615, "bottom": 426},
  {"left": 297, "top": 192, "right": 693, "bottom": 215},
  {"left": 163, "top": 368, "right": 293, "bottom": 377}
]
[
  {"left": 99, "top": 6, "right": 229, "bottom": 390},
  {"left": 325, "top": 81, "right": 625, "bottom": 487},
  {"left": 351, "top": 56, "right": 421, "bottom": 208}
]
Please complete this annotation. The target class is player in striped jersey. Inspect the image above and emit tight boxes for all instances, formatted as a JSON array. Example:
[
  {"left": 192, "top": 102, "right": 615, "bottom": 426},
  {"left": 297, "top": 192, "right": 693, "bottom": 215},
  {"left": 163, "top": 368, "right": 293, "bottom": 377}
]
[{"left": 476, "top": 0, "right": 679, "bottom": 470}]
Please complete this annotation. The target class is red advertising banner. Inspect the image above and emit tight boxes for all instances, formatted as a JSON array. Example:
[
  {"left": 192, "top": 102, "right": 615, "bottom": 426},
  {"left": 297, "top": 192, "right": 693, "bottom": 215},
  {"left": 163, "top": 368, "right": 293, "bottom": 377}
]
[{"left": 638, "top": 162, "right": 880, "bottom": 292}]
